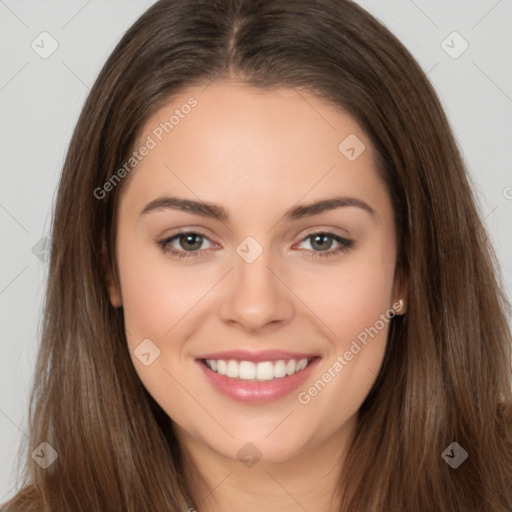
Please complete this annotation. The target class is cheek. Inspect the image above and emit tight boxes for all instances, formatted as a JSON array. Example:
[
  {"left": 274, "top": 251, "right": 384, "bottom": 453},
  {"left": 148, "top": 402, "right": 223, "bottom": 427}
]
[
  {"left": 333, "top": 267, "right": 393, "bottom": 343},
  {"left": 295, "top": 241, "right": 396, "bottom": 418},
  {"left": 303, "top": 241, "right": 396, "bottom": 344},
  {"left": 116, "top": 230, "right": 207, "bottom": 343},
  {"left": 115, "top": 233, "right": 204, "bottom": 415},
  {"left": 297, "top": 241, "right": 395, "bottom": 402}
]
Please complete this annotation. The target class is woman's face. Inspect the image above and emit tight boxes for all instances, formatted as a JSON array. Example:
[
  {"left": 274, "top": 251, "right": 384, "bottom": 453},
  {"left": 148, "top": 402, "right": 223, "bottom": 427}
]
[{"left": 108, "top": 80, "right": 405, "bottom": 465}]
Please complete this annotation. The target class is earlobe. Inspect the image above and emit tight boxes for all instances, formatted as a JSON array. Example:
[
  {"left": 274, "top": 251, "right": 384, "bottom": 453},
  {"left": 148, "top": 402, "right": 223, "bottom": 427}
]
[
  {"left": 393, "top": 298, "right": 406, "bottom": 315},
  {"left": 392, "top": 271, "right": 407, "bottom": 316},
  {"left": 107, "top": 275, "right": 123, "bottom": 308},
  {"left": 101, "top": 235, "right": 122, "bottom": 308}
]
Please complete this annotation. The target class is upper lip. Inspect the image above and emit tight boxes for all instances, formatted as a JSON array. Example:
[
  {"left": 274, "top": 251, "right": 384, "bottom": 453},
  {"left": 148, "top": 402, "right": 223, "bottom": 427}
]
[{"left": 195, "top": 350, "right": 319, "bottom": 363}]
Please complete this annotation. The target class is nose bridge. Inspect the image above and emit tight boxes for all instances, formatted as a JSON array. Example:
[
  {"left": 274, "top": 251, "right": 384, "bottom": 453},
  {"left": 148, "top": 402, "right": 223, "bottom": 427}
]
[
  {"left": 235, "top": 246, "right": 274, "bottom": 294},
  {"left": 218, "top": 237, "right": 294, "bottom": 331}
]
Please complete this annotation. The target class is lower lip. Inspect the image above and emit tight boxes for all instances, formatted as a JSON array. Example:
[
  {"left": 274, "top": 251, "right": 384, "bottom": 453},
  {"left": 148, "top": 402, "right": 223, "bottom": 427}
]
[{"left": 196, "top": 357, "right": 321, "bottom": 404}]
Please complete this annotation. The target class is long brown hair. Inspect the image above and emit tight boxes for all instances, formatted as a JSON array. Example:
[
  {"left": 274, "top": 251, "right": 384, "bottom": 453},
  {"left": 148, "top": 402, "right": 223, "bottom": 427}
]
[{"left": 3, "top": 0, "right": 511, "bottom": 510}]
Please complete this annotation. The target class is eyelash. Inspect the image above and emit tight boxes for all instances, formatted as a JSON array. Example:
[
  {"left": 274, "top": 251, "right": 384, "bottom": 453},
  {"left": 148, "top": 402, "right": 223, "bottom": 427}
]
[{"left": 156, "top": 230, "right": 354, "bottom": 260}]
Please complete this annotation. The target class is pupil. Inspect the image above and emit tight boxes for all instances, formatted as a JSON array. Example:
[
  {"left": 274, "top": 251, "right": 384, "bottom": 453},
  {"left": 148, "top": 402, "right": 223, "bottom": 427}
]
[
  {"left": 312, "top": 234, "right": 332, "bottom": 251},
  {"left": 178, "top": 234, "right": 333, "bottom": 252},
  {"left": 181, "top": 234, "right": 202, "bottom": 251}
]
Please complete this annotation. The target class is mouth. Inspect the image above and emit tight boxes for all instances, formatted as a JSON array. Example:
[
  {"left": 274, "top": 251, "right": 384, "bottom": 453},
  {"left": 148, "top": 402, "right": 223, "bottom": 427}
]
[
  {"left": 200, "top": 357, "right": 315, "bottom": 382},
  {"left": 195, "top": 353, "right": 321, "bottom": 404}
]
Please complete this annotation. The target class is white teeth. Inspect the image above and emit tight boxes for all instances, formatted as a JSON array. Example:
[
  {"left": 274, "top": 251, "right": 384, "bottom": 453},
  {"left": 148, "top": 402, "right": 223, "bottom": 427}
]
[
  {"left": 286, "top": 359, "right": 296, "bottom": 375},
  {"left": 296, "top": 359, "right": 308, "bottom": 371},
  {"left": 217, "top": 360, "right": 227, "bottom": 376},
  {"left": 239, "top": 361, "right": 256, "bottom": 380},
  {"left": 256, "top": 361, "right": 274, "bottom": 381},
  {"left": 226, "top": 360, "right": 239, "bottom": 378},
  {"left": 204, "top": 358, "right": 311, "bottom": 381},
  {"left": 273, "top": 360, "right": 287, "bottom": 378}
]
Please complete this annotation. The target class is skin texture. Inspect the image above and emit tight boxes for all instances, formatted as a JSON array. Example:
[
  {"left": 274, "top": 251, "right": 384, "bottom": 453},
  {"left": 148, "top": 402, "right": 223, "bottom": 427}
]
[{"left": 107, "top": 80, "right": 407, "bottom": 512}]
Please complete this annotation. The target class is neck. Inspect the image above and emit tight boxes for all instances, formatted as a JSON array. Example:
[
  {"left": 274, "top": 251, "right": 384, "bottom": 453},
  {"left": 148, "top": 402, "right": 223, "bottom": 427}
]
[{"left": 175, "top": 414, "right": 357, "bottom": 512}]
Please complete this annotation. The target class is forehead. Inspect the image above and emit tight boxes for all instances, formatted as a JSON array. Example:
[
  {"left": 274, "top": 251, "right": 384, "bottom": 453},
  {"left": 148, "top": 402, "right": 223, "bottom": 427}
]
[{"left": 120, "top": 80, "right": 388, "bottom": 222}]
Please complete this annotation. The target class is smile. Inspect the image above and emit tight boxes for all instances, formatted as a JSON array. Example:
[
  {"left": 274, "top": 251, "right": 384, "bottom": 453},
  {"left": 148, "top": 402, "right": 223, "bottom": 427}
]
[
  {"left": 196, "top": 353, "right": 321, "bottom": 404},
  {"left": 203, "top": 357, "right": 312, "bottom": 381}
]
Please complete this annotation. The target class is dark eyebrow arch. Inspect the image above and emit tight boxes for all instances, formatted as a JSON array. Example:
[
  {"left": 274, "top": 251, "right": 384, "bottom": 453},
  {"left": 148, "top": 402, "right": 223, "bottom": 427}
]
[{"left": 139, "top": 195, "right": 376, "bottom": 222}]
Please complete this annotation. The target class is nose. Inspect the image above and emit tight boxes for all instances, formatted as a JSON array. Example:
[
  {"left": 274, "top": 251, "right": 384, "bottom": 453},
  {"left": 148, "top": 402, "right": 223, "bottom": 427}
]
[{"left": 218, "top": 247, "right": 295, "bottom": 333}]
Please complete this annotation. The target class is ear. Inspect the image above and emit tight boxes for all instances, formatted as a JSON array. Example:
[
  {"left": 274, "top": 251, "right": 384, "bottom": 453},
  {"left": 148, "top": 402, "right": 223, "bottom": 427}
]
[
  {"left": 101, "top": 234, "right": 122, "bottom": 308},
  {"left": 391, "top": 266, "right": 407, "bottom": 316}
]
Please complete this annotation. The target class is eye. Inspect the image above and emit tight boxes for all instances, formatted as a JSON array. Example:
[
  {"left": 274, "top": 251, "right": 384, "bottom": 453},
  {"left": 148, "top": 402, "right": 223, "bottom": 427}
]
[
  {"left": 157, "top": 231, "right": 216, "bottom": 259},
  {"left": 156, "top": 230, "right": 354, "bottom": 260},
  {"left": 295, "top": 231, "right": 354, "bottom": 259}
]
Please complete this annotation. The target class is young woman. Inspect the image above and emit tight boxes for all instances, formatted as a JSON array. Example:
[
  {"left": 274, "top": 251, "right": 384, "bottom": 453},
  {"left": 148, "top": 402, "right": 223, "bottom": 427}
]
[{"left": 3, "top": 0, "right": 511, "bottom": 510}]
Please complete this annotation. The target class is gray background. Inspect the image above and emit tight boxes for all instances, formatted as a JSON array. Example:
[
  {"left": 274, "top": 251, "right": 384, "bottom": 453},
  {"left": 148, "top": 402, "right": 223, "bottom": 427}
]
[{"left": 1, "top": 0, "right": 511, "bottom": 501}]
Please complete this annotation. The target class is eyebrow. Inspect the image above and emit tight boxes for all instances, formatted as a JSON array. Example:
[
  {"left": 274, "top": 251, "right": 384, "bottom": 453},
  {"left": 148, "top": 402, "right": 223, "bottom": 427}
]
[{"left": 139, "top": 195, "right": 376, "bottom": 222}]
